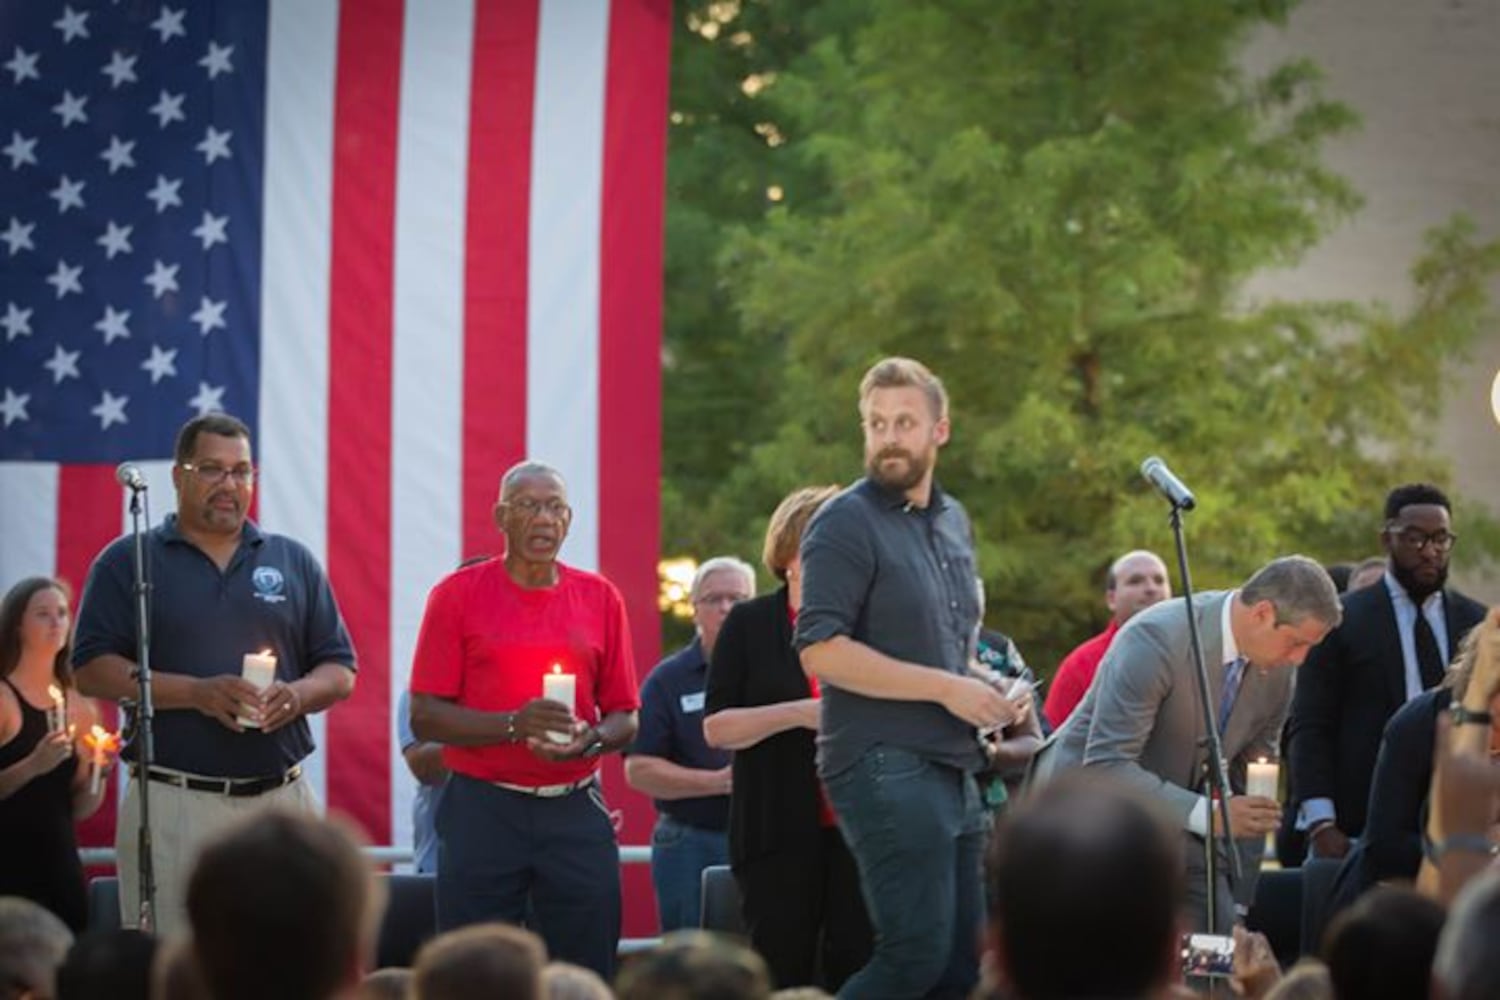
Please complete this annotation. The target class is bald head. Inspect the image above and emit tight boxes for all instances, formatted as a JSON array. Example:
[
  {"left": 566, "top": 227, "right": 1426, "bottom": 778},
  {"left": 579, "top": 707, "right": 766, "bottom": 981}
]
[{"left": 1106, "top": 550, "right": 1170, "bottom": 625}]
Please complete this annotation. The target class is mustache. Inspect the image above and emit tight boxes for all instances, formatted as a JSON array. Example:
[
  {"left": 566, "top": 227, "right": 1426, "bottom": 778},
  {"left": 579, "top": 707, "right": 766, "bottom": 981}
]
[{"left": 875, "top": 447, "right": 912, "bottom": 462}]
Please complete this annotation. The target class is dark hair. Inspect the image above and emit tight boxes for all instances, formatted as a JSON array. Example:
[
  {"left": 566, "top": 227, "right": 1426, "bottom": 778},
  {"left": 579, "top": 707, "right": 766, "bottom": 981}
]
[
  {"left": 0, "top": 576, "right": 74, "bottom": 688},
  {"left": 615, "top": 930, "right": 772, "bottom": 1000},
  {"left": 987, "top": 773, "right": 1182, "bottom": 999},
  {"left": 173, "top": 413, "right": 251, "bottom": 464},
  {"left": 1322, "top": 886, "right": 1445, "bottom": 1000},
  {"left": 413, "top": 924, "right": 546, "bottom": 1000},
  {"left": 187, "top": 810, "right": 374, "bottom": 1000},
  {"left": 1323, "top": 561, "right": 1354, "bottom": 594},
  {"left": 1384, "top": 483, "right": 1450, "bottom": 521},
  {"left": 57, "top": 930, "right": 158, "bottom": 1000}
]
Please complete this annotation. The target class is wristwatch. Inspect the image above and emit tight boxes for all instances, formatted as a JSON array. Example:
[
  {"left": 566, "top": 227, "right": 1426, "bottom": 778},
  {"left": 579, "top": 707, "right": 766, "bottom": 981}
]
[
  {"left": 581, "top": 727, "right": 605, "bottom": 757},
  {"left": 1451, "top": 704, "right": 1494, "bottom": 727}
]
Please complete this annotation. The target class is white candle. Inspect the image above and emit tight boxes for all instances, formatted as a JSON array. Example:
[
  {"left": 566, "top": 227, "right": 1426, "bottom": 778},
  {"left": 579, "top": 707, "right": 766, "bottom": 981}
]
[
  {"left": 239, "top": 650, "right": 278, "bottom": 728},
  {"left": 1246, "top": 757, "right": 1279, "bottom": 800},
  {"left": 46, "top": 684, "right": 66, "bottom": 734},
  {"left": 542, "top": 663, "right": 577, "bottom": 745}
]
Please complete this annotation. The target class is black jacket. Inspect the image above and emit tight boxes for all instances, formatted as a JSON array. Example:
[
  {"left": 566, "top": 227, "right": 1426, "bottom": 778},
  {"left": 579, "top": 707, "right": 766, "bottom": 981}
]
[
  {"left": 1287, "top": 581, "right": 1484, "bottom": 838},
  {"left": 705, "top": 587, "right": 823, "bottom": 869}
]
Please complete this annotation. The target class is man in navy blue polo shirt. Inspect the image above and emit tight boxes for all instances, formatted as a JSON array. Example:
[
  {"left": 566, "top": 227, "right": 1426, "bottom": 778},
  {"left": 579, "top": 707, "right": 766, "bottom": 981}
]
[
  {"left": 625, "top": 555, "right": 755, "bottom": 932},
  {"left": 73, "top": 413, "right": 357, "bottom": 936}
]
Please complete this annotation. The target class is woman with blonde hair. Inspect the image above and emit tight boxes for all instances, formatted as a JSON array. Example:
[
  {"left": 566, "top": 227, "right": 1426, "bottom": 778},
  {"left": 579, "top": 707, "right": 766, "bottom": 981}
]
[{"left": 704, "top": 486, "right": 871, "bottom": 991}]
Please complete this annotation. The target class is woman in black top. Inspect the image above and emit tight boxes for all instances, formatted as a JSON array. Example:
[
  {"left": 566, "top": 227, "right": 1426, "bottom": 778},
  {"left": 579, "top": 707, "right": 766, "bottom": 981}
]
[
  {"left": 704, "top": 486, "right": 872, "bottom": 991},
  {"left": 0, "top": 577, "right": 108, "bottom": 931}
]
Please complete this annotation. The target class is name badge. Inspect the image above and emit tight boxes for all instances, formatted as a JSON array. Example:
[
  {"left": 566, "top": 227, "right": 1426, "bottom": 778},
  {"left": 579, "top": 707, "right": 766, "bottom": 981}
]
[{"left": 679, "top": 691, "right": 706, "bottom": 713}]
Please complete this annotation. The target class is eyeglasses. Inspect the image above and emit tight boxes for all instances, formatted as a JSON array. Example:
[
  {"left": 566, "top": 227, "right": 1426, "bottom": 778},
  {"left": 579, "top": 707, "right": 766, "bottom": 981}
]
[
  {"left": 180, "top": 462, "right": 256, "bottom": 486},
  {"left": 693, "top": 592, "right": 748, "bottom": 609},
  {"left": 502, "top": 498, "right": 571, "bottom": 519},
  {"left": 1386, "top": 525, "right": 1457, "bottom": 553}
]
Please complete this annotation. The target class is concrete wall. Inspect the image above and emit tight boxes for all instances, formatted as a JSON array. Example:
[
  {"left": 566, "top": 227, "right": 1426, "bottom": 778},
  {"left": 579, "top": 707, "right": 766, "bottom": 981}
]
[{"left": 1243, "top": 0, "right": 1500, "bottom": 602}]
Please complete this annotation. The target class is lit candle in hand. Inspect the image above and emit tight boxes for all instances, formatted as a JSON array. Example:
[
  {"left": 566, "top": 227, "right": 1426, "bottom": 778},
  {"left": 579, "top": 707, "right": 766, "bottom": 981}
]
[
  {"left": 541, "top": 663, "right": 577, "bottom": 745},
  {"left": 46, "top": 684, "right": 66, "bottom": 734},
  {"left": 82, "top": 725, "right": 122, "bottom": 796},
  {"left": 239, "top": 650, "right": 278, "bottom": 728}
]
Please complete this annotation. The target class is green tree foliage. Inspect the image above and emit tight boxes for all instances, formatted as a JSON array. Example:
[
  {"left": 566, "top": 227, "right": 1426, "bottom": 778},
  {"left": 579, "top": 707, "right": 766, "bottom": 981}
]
[{"left": 666, "top": 0, "right": 1500, "bottom": 671}]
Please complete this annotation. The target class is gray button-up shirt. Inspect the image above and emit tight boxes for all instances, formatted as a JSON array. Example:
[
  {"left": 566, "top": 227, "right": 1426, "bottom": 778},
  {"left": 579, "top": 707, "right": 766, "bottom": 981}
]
[{"left": 794, "top": 477, "right": 985, "bottom": 777}]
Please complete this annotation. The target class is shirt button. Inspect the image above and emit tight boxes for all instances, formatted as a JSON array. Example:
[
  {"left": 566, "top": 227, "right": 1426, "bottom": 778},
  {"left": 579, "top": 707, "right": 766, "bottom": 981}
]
[
  {"left": 941, "top": 561, "right": 948, "bottom": 569},
  {"left": 950, "top": 600, "right": 958, "bottom": 609}
]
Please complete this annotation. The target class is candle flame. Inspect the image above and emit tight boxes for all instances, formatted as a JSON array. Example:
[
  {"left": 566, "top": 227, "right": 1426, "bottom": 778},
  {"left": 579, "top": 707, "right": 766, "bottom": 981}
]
[
  {"left": 261, "top": 649, "right": 274, "bottom": 658},
  {"left": 81, "top": 726, "right": 122, "bottom": 754},
  {"left": 551, "top": 662, "right": 562, "bottom": 675},
  {"left": 1257, "top": 756, "right": 1269, "bottom": 765}
]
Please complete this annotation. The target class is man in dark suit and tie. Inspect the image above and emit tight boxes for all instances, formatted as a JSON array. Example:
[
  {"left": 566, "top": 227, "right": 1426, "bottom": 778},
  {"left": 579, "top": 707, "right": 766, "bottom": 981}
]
[
  {"left": 1030, "top": 555, "right": 1343, "bottom": 933},
  {"left": 1287, "top": 483, "right": 1487, "bottom": 861}
]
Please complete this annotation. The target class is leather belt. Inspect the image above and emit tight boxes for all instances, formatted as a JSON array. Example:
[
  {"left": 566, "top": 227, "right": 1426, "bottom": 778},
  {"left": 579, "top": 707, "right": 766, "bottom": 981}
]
[
  {"left": 133, "top": 764, "right": 302, "bottom": 798},
  {"left": 491, "top": 775, "right": 595, "bottom": 799}
]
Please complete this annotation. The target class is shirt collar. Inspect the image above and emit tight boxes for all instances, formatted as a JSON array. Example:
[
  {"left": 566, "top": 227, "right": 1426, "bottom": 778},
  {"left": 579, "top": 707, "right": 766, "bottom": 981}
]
[
  {"left": 1220, "top": 590, "right": 1241, "bottom": 666},
  {"left": 159, "top": 513, "right": 263, "bottom": 546},
  {"left": 1383, "top": 569, "right": 1442, "bottom": 613},
  {"left": 860, "top": 476, "right": 949, "bottom": 512}
]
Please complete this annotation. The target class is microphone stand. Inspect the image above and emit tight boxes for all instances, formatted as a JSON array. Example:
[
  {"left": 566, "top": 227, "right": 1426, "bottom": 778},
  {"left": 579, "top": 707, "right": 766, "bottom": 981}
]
[
  {"left": 1162, "top": 500, "right": 1240, "bottom": 940},
  {"left": 124, "top": 485, "right": 158, "bottom": 933}
]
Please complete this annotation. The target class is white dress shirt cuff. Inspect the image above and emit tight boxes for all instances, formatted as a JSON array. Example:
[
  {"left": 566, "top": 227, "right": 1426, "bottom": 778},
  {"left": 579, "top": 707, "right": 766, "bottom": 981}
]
[
  {"left": 1296, "top": 797, "right": 1336, "bottom": 831},
  {"left": 1189, "top": 796, "right": 1210, "bottom": 837}
]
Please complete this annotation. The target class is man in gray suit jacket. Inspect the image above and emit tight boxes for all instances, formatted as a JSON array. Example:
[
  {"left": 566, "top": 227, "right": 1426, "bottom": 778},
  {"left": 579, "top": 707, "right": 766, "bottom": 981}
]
[{"left": 1031, "top": 555, "right": 1342, "bottom": 933}]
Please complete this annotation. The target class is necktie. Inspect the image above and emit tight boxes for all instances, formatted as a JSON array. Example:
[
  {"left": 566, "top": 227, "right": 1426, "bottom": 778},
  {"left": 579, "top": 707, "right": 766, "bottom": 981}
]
[
  {"left": 1414, "top": 612, "right": 1444, "bottom": 689},
  {"left": 1218, "top": 656, "right": 1245, "bottom": 732}
]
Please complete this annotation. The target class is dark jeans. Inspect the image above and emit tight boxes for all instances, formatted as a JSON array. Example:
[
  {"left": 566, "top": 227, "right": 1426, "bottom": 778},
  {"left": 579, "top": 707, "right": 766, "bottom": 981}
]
[
  {"left": 736, "top": 825, "right": 873, "bottom": 991},
  {"left": 824, "top": 746, "right": 987, "bottom": 1000},
  {"left": 436, "top": 774, "right": 621, "bottom": 979},
  {"left": 650, "top": 813, "right": 729, "bottom": 932}
]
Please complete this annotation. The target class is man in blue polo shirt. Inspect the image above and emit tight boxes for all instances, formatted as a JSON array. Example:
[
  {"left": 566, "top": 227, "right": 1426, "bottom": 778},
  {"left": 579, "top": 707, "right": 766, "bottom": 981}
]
[
  {"left": 625, "top": 555, "right": 755, "bottom": 931},
  {"left": 73, "top": 412, "right": 357, "bottom": 936}
]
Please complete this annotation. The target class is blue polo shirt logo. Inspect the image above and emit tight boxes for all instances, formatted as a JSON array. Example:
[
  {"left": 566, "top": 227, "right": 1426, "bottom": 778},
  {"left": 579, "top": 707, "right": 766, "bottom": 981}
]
[{"left": 252, "top": 566, "right": 287, "bottom": 604}]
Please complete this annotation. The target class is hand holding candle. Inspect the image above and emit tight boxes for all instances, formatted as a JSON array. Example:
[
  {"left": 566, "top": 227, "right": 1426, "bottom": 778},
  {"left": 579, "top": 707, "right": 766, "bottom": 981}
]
[
  {"left": 541, "top": 663, "right": 577, "bottom": 745},
  {"left": 81, "top": 725, "right": 122, "bottom": 796},
  {"left": 239, "top": 650, "right": 277, "bottom": 728}
]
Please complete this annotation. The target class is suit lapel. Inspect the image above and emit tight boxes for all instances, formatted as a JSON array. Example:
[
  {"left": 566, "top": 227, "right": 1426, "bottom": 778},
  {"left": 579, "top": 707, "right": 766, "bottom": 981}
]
[{"left": 1372, "top": 583, "right": 1408, "bottom": 707}]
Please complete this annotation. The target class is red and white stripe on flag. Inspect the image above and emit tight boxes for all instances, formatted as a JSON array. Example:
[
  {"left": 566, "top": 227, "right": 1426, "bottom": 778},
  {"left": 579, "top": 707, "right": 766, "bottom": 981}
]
[{"left": 0, "top": 0, "right": 668, "bottom": 932}]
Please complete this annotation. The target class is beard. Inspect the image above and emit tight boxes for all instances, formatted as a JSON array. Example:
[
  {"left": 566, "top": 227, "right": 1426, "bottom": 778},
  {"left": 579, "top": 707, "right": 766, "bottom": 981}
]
[
  {"left": 1390, "top": 558, "right": 1447, "bottom": 602},
  {"left": 866, "top": 446, "right": 931, "bottom": 492}
]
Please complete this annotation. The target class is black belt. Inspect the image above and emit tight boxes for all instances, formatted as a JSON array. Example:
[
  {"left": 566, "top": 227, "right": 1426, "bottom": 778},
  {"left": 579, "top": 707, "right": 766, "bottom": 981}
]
[{"left": 133, "top": 764, "right": 302, "bottom": 798}]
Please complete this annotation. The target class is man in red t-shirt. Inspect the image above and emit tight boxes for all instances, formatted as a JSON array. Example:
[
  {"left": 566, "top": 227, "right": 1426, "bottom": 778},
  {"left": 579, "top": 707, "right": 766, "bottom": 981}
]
[
  {"left": 1043, "top": 550, "right": 1170, "bottom": 729},
  {"left": 409, "top": 461, "right": 639, "bottom": 979}
]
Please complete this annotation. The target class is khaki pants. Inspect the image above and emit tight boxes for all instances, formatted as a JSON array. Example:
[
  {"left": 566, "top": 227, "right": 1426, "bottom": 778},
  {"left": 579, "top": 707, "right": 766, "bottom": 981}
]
[{"left": 115, "top": 771, "right": 318, "bottom": 938}]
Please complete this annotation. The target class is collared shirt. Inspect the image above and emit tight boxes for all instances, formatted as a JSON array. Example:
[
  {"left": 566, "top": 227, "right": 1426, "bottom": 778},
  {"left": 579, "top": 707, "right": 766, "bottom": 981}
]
[
  {"left": 1383, "top": 571, "right": 1451, "bottom": 701},
  {"left": 795, "top": 477, "right": 984, "bottom": 778},
  {"left": 1299, "top": 573, "right": 1454, "bottom": 833},
  {"left": 627, "top": 638, "right": 731, "bottom": 831},
  {"left": 72, "top": 514, "right": 357, "bottom": 778}
]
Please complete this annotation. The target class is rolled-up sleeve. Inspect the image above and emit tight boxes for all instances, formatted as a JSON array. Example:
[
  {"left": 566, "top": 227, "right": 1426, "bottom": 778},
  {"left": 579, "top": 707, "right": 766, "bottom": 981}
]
[{"left": 794, "top": 500, "right": 872, "bottom": 651}]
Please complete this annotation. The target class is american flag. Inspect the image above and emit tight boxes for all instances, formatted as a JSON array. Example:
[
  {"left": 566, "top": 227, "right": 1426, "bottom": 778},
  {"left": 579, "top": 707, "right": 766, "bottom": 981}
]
[{"left": 1, "top": 0, "right": 668, "bottom": 931}]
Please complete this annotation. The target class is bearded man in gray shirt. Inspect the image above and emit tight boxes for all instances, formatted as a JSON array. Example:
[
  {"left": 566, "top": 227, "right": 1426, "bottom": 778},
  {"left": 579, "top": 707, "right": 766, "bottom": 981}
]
[{"left": 796, "top": 357, "right": 1025, "bottom": 999}]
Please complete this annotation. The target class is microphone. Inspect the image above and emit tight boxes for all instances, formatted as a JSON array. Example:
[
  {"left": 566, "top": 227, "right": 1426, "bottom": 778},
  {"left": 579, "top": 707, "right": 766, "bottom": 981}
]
[
  {"left": 115, "top": 463, "right": 148, "bottom": 492},
  {"left": 1140, "top": 456, "right": 1196, "bottom": 510}
]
